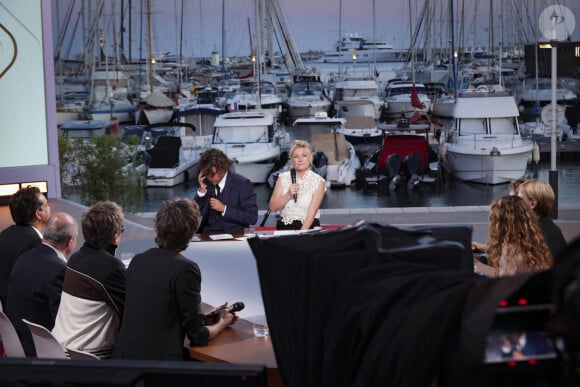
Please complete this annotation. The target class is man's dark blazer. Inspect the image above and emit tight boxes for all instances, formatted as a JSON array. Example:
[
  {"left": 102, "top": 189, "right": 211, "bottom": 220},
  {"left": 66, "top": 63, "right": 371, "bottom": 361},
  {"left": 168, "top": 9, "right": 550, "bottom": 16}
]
[
  {"left": 112, "top": 247, "right": 208, "bottom": 360},
  {"left": 5, "top": 243, "right": 66, "bottom": 357},
  {"left": 0, "top": 225, "right": 42, "bottom": 306},
  {"left": 194, "top": 171, "right": 258, "bottom": 233}
]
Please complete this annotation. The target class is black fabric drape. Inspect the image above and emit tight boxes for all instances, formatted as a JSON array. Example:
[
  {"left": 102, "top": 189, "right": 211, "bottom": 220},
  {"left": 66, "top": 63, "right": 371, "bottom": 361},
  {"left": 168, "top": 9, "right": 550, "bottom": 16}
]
[{"left": 248, "top": 223, "right": 565, "bottom": 387}]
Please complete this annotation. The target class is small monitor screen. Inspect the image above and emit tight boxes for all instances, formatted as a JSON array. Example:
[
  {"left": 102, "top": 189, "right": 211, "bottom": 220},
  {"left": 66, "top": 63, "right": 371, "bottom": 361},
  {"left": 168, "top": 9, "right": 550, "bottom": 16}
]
[{"left": 485, "top": 329, "right": 557, "bottom": 364}]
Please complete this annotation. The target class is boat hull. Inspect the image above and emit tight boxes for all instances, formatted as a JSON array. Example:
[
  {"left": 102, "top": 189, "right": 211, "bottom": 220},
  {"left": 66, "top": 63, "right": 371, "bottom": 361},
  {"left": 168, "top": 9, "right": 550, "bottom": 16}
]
[
  {"left": 442, "top": 142, "right": 533, "bottom": 184},
  {"left": 146, "top": 162, "right": 199, "bottom": 187},
  {"left": 212, "top": 144, "right": 281, "bottom": 184}
]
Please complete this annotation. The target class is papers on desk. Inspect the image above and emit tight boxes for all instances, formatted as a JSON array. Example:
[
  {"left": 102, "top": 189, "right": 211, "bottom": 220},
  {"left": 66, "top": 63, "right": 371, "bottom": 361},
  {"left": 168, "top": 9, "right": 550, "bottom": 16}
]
[
  {"left": 209, "top": 234, "right": 235, "bottom": 241},
  {"left": 256, "top": 228, "right": 322, "bottom": 238}
]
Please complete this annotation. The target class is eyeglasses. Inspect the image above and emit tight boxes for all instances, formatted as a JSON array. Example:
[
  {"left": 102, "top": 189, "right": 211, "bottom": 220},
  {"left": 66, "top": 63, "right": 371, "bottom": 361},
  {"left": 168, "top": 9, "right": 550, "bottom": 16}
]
[{"left": 120, "top": 224, "right": 126, "bottom": 234}]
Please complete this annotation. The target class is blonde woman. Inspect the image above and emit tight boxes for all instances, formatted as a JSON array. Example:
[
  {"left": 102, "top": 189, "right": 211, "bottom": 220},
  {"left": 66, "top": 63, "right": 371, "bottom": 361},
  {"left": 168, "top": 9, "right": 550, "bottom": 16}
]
[
  {"left": 517, "top": 179, "right": 567, "bottom": 259},
  {"left": 475, "top": 195, "right": 553, "bottom": 277},
  {"left": 269, "top": 140, "right": 326, "bottom": 230}
]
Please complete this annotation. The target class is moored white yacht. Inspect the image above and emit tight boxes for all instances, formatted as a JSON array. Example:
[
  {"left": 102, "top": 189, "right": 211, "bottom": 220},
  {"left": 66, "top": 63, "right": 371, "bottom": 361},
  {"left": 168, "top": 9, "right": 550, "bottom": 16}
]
[
  {"left": 285, "top": 68, "right": 331, "bottom": 122},
  {"left": 440, "top": 84, "right": 533, "bottom": 184},
  {"left": 329, "top": 76, "right": 386, "bottom": 120},
  {"left": 321, "top": 33, "right": 407, "bottom": 63},
  {"left": 212, "top": 111, "right": 285, "bottom": 183},
  {"left": 144, "top": 122, "right": 211, "bottom": 187},
  {"left": 516, "top": 77, "right": 578, "bottom": 118},
  {"left": 285, "top": 112, "right": 361, "bottom": 187},
  {"left": 225, "top": 80, "right": 285, "bottom": 120},
  {"left": 384, "top": 80, "right": 431, "bottom": 119}
]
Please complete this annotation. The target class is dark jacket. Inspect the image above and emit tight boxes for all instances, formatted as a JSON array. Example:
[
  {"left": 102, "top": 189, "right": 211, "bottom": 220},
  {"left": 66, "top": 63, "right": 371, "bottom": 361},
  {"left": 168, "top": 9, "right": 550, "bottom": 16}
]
[
  {"left": 194, "top": 171, "right": 258, "bottom": 233},
  {"left": 0, "top": 225, "right": 42, "bottom": 305},
  {"left": 5, "top": 243, "right": 66, "bottom": 357},
  {"left": 538, "top": 216, "right": 567, "bottom": 260},
  {"left": 112, "top": 247, "right": 209, "bottom": 360}
]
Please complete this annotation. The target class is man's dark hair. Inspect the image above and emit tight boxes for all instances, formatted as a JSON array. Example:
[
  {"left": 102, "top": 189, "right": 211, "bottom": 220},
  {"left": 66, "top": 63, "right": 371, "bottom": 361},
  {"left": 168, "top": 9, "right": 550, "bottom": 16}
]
[
  {"left": 198, "top": 148, "right": 232, "bottom": 175},
  {"left": 9, "top": 186, "right": 42, "bottom": 225},
  {"left": 155, "top": 199, "right": 200, "bottom": 252}
]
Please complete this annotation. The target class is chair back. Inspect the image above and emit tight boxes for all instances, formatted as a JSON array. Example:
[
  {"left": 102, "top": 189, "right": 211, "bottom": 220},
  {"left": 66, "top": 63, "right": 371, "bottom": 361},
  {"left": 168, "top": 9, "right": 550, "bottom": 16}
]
[
  {"left": 65, "top": 347, "right": 100, "bottom": 360},
  {"left": 0, "top": 311, "right": 26, "bottom": 357},
  {"left": 22, "top": 319, "right": 68, "bottom": 359}
]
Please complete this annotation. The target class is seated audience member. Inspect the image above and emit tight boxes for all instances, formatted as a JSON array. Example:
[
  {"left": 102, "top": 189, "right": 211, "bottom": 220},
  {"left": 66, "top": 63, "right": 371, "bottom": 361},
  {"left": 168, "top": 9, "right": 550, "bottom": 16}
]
[
  {"left": 0, "top": 186, "right": 51, "bottom": 306},
  {"left": 5, "top": 212, "right": 78, "bottom": 357},
  {"left": 474, "top": 195, "right": 553, "bottom": 277},
  {"left": 508, "top": 178, "right": 527, "bottom": 196},
  {"left": 194, "top": 148, "right": 258, "bottom": 233},
  {"left": 113, "top": 199, "right": 237, "bottom": 360},
  {"left": 52, "top": 201, "right": 126, "bottom": 359},
  {"left": 517, "top": 179, "right": 568, "bottom": 260},
  {"left": 269, "top": 140, "right": 326, "bottom": 230}
]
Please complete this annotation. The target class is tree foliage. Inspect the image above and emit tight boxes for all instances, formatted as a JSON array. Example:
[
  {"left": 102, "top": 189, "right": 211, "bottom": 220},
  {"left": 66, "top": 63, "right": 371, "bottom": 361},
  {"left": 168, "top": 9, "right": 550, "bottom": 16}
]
[{"left": 58, "top": 133, "right": 145, "bottom": 213}]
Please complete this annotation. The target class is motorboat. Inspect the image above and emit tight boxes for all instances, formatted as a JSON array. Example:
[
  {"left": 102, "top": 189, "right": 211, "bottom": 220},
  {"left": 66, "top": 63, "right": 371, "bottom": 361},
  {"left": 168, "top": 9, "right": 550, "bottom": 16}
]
[
  {"left": 334, "top": 106, "right": 383, "bottom": 151},
  {"left": 284, "top": 68, "right": 331, "bottom": 123},
  {"left": 440, "top": 84, "right": 534, "bottom": 185},
  {"left": 357, "top": 115, "right": 438, "bottom": 191},
  {"left": 384, "top": 80, "right": 431, "bottom": 119},
  {"left": 212, "top": 111, "right": 285, "bottom": 184},
  {"left": 175, "top": 87, "right": 226, "bottom": 136},
  {"left": 516, "top": 77, "right": 577, "bottom": 118},
  {"left": 135, "top": 91, "right": 175, "bottom": 125},
  {"left": 321, "top": 32, "right": 407, "bottom": 63},
  {"left": 329, "top": 76, "right": 386, "bottom": 120},
  {"left": 279, "top": 112, "right": 360, "bottom": 187},
  {"left": 225, "top": 80, "right": 286, "bottom": 120},
  {"left": 426, "top": 82, "right": 455, "bottom": 118},
  {"left": 58, "top": 119, "right": 116, "bottom": 138},
  {"left": 143, "top": 122, "right": 211, "bottom": 187}
]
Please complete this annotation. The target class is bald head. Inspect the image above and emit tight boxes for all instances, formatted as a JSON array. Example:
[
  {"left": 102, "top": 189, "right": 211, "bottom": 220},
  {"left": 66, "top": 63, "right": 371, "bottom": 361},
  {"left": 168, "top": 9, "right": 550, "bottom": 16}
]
[{"left": 43, "top": 212, "right": 79, "bottom": 257}]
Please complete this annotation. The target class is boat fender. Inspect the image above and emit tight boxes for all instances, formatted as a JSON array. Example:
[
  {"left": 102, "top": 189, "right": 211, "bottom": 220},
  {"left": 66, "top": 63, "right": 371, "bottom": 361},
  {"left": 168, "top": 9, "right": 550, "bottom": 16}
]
[
  {"left": 438, "top": 143, "right": 448, "bottom": 162},
  {"left": 532, "top": 142, "right": 540, "bottom": 164}
]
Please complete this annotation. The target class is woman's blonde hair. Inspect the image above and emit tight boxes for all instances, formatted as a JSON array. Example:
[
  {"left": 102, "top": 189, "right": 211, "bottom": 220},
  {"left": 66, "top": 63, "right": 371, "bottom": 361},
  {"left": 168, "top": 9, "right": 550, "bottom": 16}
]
[
  {"left": 517, "top": 179, "right": 555, "bottom": 217},
  {"left": 289, "top": 140, "right": 313, "bottom": 163},
  {"left": 487, "top": 195, "right": 553, "bottom": 276}
]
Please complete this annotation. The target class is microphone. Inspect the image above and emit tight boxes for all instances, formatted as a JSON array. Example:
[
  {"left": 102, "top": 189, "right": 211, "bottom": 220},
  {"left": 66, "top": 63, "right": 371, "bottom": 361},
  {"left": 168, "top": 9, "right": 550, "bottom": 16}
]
[
  {"left": 290, "top": 168, "right": 297, "bottom": 202},
  {"left": 205, "top": 302, "right": 245, "bottom": 324}
]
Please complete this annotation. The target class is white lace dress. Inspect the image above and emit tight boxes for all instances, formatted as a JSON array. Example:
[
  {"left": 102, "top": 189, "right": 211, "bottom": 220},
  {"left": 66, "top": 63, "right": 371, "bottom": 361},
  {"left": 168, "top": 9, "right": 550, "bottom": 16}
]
[{"left": 278, "top": 170, "right": 325, "bottom": 225}]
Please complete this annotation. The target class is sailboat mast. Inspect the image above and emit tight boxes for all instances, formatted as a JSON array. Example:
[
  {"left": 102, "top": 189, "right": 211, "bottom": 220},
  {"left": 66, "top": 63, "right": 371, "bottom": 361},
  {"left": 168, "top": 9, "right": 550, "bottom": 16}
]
[
  {"left": 338, "top": 0, "right": 342, "bottom": 77},
  {"left": 450, "top": 0, "right": 457, "bottom": 96},
  {"left": 372, "top": 0, "right": 376, "bottom": 73},
  {"left": 255, "top": 0, "right": 263, "bottom": 109},
  {"left": 222, "top": 0, "right": 225, "bottom": 66},
  {"left": 408, "top": 0, "right": 415, "bottom": 83},
  {"left": 146, "top": 0, "right": 154, "bottom": 93}
]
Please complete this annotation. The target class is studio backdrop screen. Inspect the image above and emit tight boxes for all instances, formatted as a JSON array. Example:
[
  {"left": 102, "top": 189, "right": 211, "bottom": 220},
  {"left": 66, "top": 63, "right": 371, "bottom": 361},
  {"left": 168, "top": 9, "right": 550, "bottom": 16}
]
[{"left": 0, "top": 0, "right": 49, "bottom": 168}]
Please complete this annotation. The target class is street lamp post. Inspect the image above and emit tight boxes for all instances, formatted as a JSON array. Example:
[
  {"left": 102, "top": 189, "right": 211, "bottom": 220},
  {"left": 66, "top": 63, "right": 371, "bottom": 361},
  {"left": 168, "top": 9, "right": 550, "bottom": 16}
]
[{"left": 352, "top": 50, "right": 357, "bottom": 75}]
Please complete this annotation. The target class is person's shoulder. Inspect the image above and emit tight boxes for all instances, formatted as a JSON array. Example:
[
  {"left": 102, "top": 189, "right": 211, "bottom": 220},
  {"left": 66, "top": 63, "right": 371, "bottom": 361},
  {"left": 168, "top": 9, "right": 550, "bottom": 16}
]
[
  {"left": 230, "top": 171, "right": 254, "bottom": 187},
  {"left": 307, "top": 170, "right": 325, "bottom": 183}
]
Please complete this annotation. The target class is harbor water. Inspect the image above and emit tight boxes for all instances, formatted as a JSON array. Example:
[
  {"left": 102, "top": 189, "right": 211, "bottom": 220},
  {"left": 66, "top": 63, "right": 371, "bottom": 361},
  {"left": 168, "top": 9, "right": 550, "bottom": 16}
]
[{"left": 140, "top": 160, "right": 580, "bottom": 213}]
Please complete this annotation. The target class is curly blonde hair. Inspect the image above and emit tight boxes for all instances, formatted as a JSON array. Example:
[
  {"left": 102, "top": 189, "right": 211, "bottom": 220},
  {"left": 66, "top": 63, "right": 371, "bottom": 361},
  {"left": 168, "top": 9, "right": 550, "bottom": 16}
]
[{"left": 487, "top": 195, "right": 553, "bottom": 276}]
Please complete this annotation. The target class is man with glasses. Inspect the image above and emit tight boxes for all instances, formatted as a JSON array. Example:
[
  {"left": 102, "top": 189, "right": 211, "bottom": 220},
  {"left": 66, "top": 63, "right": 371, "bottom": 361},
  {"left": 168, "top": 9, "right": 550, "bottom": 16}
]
[
  {"left": 194, "top": 148, "right": 258, "bottom": 233},
  {"left": 0, "top": 186, "right": 50, "bottom": 306},
  {"left": 52, "top": 201, "right": 127, "bottom": 358},
  {"left": 5, "top": 212, "right": 78, "bottom": 357}
]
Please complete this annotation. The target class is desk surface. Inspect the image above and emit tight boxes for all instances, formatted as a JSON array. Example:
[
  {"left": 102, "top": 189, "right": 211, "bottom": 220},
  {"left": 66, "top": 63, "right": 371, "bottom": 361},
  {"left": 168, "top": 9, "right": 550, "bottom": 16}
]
[{"left": 189, "top": 318, "right": 277, "bottom": 369}]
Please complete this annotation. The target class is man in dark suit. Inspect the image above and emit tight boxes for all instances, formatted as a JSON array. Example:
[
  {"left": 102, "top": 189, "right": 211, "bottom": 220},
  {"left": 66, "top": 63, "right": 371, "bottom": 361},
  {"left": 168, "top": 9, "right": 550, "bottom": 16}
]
[
  {"left": 194, "top": 148, "right": 258, "bottom": 233},
  {"left": 5, "top": 212, "right": 79, "bottom": 357},
  {"left": 0, "top": 186, "right": 51, "bottom": 306},
  {"left": 113, "top": 199, "right": 238, "bottom": 360}
]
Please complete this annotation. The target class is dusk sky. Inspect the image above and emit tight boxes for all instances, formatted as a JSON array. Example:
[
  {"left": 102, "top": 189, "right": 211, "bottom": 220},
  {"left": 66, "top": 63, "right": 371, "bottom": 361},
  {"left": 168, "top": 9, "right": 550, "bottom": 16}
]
[{"left": 53, "top": 0, "right": 580, "bottom": 59}]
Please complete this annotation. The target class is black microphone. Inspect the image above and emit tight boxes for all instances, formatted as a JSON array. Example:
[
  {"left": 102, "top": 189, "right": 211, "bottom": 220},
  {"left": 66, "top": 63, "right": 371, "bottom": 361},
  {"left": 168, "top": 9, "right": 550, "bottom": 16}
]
[
  {"left": 290, "top": 168, "right": 297, "bottom": 202},
  {"left": 205, "top": 302, "right": 245, "bottom": 324}
]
